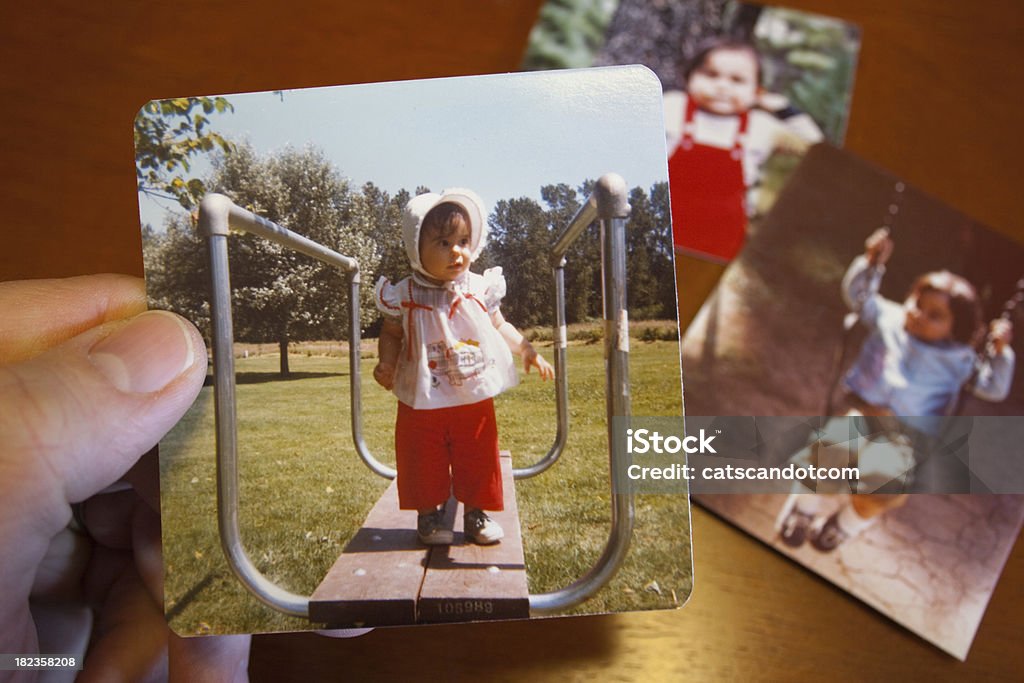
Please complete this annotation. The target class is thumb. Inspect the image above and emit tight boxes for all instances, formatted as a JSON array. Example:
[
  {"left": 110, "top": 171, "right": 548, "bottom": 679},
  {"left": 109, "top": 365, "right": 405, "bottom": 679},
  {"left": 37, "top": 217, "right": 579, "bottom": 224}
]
[{"left": 0, "top": 309, "right": 206, "bottom": 555}]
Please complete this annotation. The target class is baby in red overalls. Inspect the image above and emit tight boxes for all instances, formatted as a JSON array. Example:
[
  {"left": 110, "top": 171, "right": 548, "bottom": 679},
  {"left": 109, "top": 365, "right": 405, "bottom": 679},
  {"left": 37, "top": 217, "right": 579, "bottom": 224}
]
[
  {"left": 664, "top": 38, "right": 823, "bottom": 262},
  {"left": 373, "top": 189, "right": 554, "bottom": 546}
]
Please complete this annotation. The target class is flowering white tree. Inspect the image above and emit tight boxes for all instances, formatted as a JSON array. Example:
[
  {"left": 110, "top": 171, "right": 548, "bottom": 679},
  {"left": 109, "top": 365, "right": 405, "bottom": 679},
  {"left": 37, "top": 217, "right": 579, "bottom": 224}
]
[{"left": 145, "top": 143, "right": 380, "bottom": 376}]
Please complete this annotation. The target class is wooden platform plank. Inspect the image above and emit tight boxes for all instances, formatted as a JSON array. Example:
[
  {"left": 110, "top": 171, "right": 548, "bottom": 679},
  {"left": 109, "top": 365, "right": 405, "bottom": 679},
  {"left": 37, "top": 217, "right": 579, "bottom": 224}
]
[
  {"left": 417, "top": 452, "right": 531, "bottom": 623},
  {"left": 309, "top": 480, "right": 429, "bottom": 626}
]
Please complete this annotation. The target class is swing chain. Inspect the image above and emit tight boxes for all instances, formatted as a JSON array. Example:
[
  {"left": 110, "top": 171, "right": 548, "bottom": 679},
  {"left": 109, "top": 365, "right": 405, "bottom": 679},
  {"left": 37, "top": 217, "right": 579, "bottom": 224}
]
[
  {"left": 1000, "top": 278, "right": 1024, "bottom": 321},
  {"left": 862, "top": 180, "right": 905, "bottom": 307},
  {"left": 981, "top": 277, "right": 1024, "bottom": 360},
  {"left": 882, "top": 180, "right": 905, "bottom": 229}
]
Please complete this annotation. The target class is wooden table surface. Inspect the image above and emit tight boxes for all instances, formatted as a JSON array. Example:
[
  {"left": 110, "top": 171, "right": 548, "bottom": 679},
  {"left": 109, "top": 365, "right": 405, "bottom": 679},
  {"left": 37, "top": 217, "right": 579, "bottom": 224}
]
[{"left": 3, "top": 1, "right": 1021, "bottom": 680}]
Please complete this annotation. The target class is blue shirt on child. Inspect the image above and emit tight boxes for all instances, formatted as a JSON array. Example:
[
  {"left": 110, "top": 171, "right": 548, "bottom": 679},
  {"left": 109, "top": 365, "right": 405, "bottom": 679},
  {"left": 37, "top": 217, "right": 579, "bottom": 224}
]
[{"left": 841, "top": 256, "right": 1015, "bottom": 426}]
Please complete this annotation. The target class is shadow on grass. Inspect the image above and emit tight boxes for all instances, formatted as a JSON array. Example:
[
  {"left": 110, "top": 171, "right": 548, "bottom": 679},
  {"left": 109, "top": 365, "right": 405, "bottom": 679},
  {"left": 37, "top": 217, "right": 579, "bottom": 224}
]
[
  {"left": 203, "top": 371, "right": 347, "bottom": 386},
  {"left": 166, "top": 572, "right": 216, "bottom": 621}
]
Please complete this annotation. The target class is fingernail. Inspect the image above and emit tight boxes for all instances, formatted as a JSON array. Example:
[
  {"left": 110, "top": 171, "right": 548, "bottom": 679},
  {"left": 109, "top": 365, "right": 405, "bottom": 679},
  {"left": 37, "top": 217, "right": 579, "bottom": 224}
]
[{"left": 89, "top": 311, "right": 196, "bottom": 393}]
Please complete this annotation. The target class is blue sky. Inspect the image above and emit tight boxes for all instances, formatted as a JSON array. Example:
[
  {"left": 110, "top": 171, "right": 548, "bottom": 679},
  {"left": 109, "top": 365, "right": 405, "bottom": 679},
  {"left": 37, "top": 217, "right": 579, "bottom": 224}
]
[{"left": 138, "top": 66, "right": 670, "bottom": 230}]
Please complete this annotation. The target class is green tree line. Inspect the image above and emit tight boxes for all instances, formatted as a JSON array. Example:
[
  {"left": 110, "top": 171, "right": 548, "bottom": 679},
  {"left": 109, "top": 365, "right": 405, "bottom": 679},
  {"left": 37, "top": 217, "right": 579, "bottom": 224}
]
[{"left": 143, "top": 143, "right": 675, "bottom": 376}]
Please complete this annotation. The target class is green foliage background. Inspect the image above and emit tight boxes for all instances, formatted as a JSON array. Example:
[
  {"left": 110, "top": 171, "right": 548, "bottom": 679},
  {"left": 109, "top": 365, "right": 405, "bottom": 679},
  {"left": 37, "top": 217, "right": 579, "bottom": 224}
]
[
  {"left": 521, "top": 0, "right": 620, "bottom": 70},
  {"left": 751, "top": 7, "right": 860, "bottom": 144},
  {"left": 135, "top": 97, "right": 234, "bottom": 209}
]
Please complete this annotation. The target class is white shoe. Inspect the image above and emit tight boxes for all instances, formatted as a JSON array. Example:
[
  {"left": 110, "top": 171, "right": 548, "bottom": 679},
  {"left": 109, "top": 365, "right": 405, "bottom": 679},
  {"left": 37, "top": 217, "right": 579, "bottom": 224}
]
[{"left": 463, "top": 509, "right": 503, "bottom": 545}]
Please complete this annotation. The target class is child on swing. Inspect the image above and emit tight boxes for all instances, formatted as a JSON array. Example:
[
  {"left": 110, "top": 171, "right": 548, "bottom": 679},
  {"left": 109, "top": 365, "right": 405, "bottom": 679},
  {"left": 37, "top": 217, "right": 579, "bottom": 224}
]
[
  {"left": 777, "top": 227, "right": 1015, "bottom": 551},
  {"left": 663, "top": 37, "right": 823, "bottom": 261},
  {"left": 373, "top": 189, "right": 554, "bottom": 545}
]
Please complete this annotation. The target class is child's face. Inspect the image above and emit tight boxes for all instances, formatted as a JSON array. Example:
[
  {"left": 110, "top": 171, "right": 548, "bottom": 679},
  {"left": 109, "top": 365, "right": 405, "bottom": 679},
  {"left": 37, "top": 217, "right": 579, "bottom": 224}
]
[
  {"left": 687, "top": 48, "right": 760, "bottom": 116},
  {"left": 904, "top": 290, "right": 955, "bottom": 343},
  {"left": 419, "top": 218, "right": 472, "bottom": 282}
]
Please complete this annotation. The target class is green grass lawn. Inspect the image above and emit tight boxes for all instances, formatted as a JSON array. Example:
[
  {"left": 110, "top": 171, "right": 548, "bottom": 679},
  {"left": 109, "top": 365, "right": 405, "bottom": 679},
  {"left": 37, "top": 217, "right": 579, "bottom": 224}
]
[{"left": 160, "top": 339, "right": 691, "bottom": 635}]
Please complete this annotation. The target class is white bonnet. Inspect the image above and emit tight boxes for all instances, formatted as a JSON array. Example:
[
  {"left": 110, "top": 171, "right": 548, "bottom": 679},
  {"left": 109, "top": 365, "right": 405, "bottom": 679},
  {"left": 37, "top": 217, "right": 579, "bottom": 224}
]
[{"left": 402, "top": 188, "right": 487, "bottom": 277}]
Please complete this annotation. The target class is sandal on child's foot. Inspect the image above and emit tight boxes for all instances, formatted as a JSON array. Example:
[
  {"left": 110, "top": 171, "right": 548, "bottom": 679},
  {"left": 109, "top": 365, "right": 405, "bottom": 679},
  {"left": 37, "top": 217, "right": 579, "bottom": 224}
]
[
  {"left": 463, "top": 509, "right": 503, "bottom": 545},
  {"left": 417, "top": 509, "right": 454, "bottom": 545},
  {"left": 810, "top": 511, "right": 848, "bottom": 553}
]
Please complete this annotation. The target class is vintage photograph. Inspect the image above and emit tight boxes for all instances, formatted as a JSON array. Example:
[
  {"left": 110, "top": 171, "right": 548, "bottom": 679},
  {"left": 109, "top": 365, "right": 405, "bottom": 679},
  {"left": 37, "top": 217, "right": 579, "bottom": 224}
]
[
  {"left": 683, "top": 143, "right": 1024, "bottom": 658},
  {"left": 525, "top": 0, "right": 860, "bottom": 263},
  {"left": 137, "top": 67, "right": 691, "bottom": 635}
]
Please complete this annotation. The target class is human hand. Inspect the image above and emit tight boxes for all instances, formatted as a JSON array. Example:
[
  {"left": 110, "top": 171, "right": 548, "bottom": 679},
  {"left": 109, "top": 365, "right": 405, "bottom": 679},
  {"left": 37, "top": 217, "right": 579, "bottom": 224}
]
[
  {"left": 757, "top": 90, "right": 790, "bottom": 114},
  {"left": 989, "top": 319, "right": 1013, "bottom": 355},
  {"left": 373, "top": 362, "right": 395, "bottom": 390},
  {"left": 773, "top": 130, "right": 812, "bottom": 156},
  {"left": 521, "top": 344, "right": 554, "bottom": 381},
  {"left": 864, "top": 227, "right": 894, "bottom": 266},
  {"left": 0, "top": 274, "right": 250, "bottom": 682}
]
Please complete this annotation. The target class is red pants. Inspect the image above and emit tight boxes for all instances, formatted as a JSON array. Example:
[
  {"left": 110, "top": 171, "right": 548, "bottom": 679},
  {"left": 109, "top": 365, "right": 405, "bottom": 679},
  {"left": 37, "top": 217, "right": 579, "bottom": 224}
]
[{"left": 395, "top": 398, "right": 503, "bottom": 511}]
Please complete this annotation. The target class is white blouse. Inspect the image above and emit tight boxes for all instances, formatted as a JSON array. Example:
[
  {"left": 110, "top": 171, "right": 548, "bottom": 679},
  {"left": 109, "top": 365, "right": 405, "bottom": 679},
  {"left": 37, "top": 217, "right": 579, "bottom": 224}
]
[{"left": 375, "top": 267, "right": 519, "bottom": 409}]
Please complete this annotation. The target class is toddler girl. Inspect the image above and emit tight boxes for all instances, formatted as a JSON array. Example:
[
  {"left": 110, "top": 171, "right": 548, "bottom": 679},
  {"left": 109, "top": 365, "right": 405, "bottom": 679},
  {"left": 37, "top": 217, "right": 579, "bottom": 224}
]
[
  {"left": 373, "top": 189, "right": 553, "bottom": 545},
  {"left": 664, "top": 38, "right": 823, "bottom": 262},
  {"left": 777, "top": 227, "right": 1015, "bottom": 551}
]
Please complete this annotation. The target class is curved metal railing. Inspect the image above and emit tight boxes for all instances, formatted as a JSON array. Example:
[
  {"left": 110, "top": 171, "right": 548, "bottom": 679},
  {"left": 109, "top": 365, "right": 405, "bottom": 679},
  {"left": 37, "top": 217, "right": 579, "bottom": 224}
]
[
  {"left": 199, "top": 194, "right": 390, "bottom": 618},
  {"left": 198, "top": 171, "right": 634, "bottom": 618},
  {"left": 528, "top": 172, "right": 634, "bottom": 613}
]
